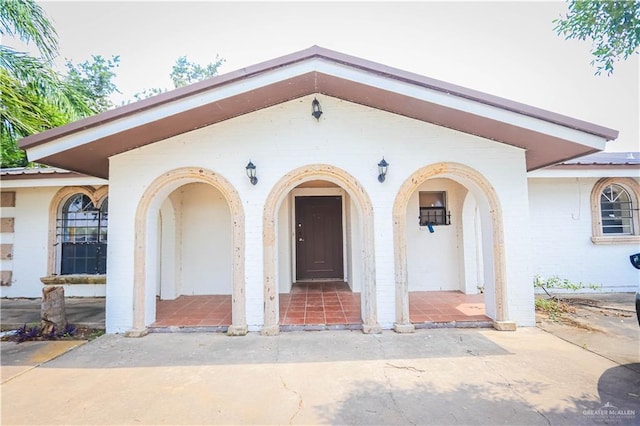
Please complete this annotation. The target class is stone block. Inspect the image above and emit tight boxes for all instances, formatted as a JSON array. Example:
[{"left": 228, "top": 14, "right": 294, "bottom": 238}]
[
  {"left": 0, "top": 192, "right": 15, "bottom": 207},
  {"left": 0, "top": 218, "right": 14, "bottom": 233}
]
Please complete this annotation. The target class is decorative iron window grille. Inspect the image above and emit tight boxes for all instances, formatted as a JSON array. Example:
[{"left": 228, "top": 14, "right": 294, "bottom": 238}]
[
  {"left": 600, "top": 184, "right": 634, "bottom": 235},
  {"left": 419, "top": 207, "right": 451, "bottom": 226},
  {"left": 419, "top": 191, "right": 451, "bottom": 226},
  {"left": 56, "top": 195, "right": 108, "bottom": 274}
]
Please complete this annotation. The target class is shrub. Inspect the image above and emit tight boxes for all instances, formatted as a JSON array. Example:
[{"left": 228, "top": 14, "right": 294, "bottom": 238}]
[{"left": 533, "top": 275, "right": 599, "bottom": 321}]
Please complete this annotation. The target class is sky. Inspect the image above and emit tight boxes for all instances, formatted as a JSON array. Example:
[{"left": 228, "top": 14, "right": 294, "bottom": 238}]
[{"left": 13, "top": 1, "right": 640, "bottom": 152}]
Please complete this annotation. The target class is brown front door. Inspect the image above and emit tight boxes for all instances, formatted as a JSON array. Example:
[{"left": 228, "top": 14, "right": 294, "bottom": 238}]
[{"left": 295, "top": 196, "right": 344, "bottom": 280}]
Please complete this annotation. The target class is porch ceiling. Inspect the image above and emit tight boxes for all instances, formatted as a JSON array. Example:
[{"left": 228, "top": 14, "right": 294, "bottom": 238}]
[{"left": 19, "top": 46, "right": 618, "bottom": 179}]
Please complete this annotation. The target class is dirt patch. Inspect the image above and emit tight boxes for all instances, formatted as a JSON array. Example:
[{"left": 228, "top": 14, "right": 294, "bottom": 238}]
[
  {"left": 557, "top": 315, "right": 602, "bottom": 332},
  {"left": 536, "top": 311, "right": 599, "bottom": 331}
]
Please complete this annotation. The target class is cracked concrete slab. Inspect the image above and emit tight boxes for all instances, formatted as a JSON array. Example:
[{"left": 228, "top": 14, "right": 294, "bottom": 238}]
[
  {"left": 536, "top": 293, "right": 640, "bottom": 372},
  {"left": 1, "top": 328, "right": 638, "bottom": 425}
]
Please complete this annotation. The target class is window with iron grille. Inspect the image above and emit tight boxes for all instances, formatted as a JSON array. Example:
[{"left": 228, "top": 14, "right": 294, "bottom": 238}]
[
  {"left": 419, "top": 191, "right": 451, "bottom": 226},
  {"left": 600, "top": 184, "right": 634, "bottom": 235},
  {"left": 57, "top": 194, "right": 108, "bottom": 274}
]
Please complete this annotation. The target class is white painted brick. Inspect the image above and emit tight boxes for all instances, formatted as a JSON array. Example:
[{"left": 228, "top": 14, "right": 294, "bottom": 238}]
[
  {"left": 5, "top": 95, "right": 563, "bottom": 329},
  {"left": 528, "top": 177, "right": 640, "bottom": 293}
]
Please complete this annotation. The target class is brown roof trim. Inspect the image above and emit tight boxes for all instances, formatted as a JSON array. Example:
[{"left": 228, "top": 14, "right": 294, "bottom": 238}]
[
  {"left": 19, "top": 45, "right": 618, "bottom": 151},
  {"left": 0, "top": 167, "right": 91, "bottom": 180},
  {"left": 551, "top": 164, "right": 640, "bottom": 170},
  {"left": 302, "top": 48, "right": 618, "bottom": 140},
  {"left": 550, "top": 151, "right": 640, "bottom": 169}
]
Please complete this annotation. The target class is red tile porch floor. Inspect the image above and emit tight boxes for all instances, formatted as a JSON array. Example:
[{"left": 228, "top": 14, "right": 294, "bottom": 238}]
[
  {"left": 410, "top": 291, "right": 491, "bottom": 327},
  {"left": 153, "top": 295, "right": 232, "bottom": 329},
  {"left": 151, "top": 286, "right": 490, "bottom": 330},
  {"left": 279, "top": 281, "right": 362, "bottom": 329}
]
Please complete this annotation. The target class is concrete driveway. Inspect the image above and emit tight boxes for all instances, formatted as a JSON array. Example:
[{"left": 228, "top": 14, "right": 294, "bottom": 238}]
[
  {"left": 1, "top": 327, "right": 639, "bottom": 425},
  {"left": 536, "top": 292, "right": 639, "bottom": 372}
]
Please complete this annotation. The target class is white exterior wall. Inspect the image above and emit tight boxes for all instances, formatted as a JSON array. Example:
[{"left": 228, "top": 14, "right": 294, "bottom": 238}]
[
  {"left": 106, "top": 94, "right": 533, "bottom": 332},
  {"left": 406, "top": 178, "right": 467, "bottom": 291},
  {"left": 0, "top": 187, "right": 52, "bottom": 298},
  {"left": 0, "top": 182, "right": 107, "bottom": 298},
  {"left": 528, "top": 177, "right": 640, "bottom": 292},
  {"left": 177, "top": 183, "right": 232, "bottom": 295},
  {"left": 496, "top": 157, "right": 534, "bottom": 325},
  {"left": 107, "top": 96, "right": 533, "bottom": 332}
]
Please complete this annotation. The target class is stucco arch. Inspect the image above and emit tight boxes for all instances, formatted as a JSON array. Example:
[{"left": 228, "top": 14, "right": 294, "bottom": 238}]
[
  {"left": 262, "top": 164, "right": 380, "bottom": 335},
  {"left": 392, "top": 162, "right": 508, "bottom": 332},
  {"left": 131, "top": 167, "right": 247, "bottom": 336}
]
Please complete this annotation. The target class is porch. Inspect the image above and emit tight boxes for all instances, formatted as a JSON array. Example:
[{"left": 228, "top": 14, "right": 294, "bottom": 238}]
[{"left": 150, "top": 282, "right": 491, "bottom": 330}]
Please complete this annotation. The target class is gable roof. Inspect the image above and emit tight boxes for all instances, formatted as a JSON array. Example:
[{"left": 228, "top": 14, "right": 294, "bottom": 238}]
[{"left": 19, "top": 46, "right": 618, "bottom": 179}]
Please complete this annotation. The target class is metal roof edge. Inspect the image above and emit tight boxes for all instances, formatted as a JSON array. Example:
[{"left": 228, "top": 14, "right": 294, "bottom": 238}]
[{"left": 18, "top": 46, "right": 619, "bottom": 151}]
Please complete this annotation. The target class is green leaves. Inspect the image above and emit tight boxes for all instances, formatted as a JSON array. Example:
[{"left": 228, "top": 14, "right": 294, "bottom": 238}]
[
  {"left": 171, "top": 54, "right": 225, "bottom": 88},
  {"left": 0, "top": 1, "right": 119, "bottom": 168},
  {"left": 65, "top": 55, "right": 121, "bottom": 113},
  {"left": 0, "top": 0, "right": 58, "bottom": 61},
  {"left": 133, "top": 55, "right": 225, "bottom": 101},
  {"left": 554, "top": 1, "right": 640, "bottom": 75},
  {"left": 0, "top": 1, "right": 224, "bottom": 168}
]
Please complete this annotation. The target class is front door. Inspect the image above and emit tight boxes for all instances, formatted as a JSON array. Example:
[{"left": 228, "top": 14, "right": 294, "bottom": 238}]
[{"left": 295, "top": 196, "right": 344, "bottom": 280}]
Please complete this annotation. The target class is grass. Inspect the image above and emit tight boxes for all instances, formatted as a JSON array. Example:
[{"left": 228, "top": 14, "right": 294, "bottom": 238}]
[{"left": 533, "top": 274, "right": 599, "bottom": 321}]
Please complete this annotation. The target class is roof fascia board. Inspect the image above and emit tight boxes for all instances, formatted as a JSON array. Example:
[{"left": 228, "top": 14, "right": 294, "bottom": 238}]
[
  {"left": 310, "top": 47, "right": 618, "bottom": 140},
  {"left": 528, "top": 168, "right": 640, "bottom": 178},
  {"left": 1, "top": 176, "right": 107, "bottom": 188},
  {"left": 25, "top": 60, "right": 320, "bottom": 161},
  {"left": 17, "top": 48, "right": 323, "bottom": 150},
  {"left": 26, "top": 57, "right": 609, "bottom": 162},
  {"left": 321, "top": 60, "right": 609, "bottom": 150},
  {"left": 19, "top": 45, "right": 618, "bottom": 151}
]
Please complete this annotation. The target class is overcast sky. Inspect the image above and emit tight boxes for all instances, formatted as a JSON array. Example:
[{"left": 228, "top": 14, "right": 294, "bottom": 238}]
[{"left": 25, "top": 1, "right": 640, "bottom": 152}]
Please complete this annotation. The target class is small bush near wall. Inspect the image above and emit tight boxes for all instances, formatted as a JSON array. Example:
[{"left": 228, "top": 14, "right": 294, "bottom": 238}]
[{"left": 533, "top": 275, "right": 601, "bottom": 320}]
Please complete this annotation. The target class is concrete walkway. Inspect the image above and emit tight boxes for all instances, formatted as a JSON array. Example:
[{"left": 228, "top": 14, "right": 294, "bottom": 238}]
[
  {"left": 2, "top": 328, "right": 639, "bottom": 425},
  {"left": 536, "top": 292, "right": 639, "bottom": 372}
]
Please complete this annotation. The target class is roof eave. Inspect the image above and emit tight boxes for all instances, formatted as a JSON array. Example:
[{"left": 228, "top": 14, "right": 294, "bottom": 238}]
[{"left": 19, "top": 46, "right": 618, "bottom": 179}]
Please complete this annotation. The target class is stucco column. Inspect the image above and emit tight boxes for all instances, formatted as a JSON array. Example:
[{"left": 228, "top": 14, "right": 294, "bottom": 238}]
[
  {"left": 228, "top": 210, "right": 248, "bottom": 336},
  {"left": 262, "top": 213, "right": 279, "bottom": 336},
  {"left": 392, "top": 209, "right": 414, "bottom": 333}
]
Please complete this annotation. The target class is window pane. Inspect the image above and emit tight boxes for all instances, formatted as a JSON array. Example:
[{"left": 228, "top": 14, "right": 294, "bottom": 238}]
[
  {"left": 60, "top": 242, "right": 107, "bottom": 274},
  {"left": 99, "top": 198, "right": 108, "bottom": 242},
  {"left": 601, "top": 184, "right": 633, "bottom": 235},
  {"left": 58, "top": 194, "right": 108, "bottom": 274}
]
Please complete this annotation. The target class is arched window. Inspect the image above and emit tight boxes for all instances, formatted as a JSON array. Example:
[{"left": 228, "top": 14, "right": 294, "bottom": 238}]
[
  {"left": 57, "top": 194, "right": 108, "bottom": 274},
  {"left": 600, "top": 184, "right": 633, "bottom": 235},
  {"left": 591, "top": 178, "right": 640, "bottom": 244}
]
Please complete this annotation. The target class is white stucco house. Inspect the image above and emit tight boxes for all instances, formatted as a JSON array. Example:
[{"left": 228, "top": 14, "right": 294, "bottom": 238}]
[{"left": 1, "top": 47, "right": 638, "bottom": 335}]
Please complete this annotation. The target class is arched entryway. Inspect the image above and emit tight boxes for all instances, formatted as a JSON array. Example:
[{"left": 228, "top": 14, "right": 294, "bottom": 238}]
[
  {"left": 392, "top": 162, "right": 508, "bottom": 332},
  {"left": 131, "top": 167, "right": 247, "bottom": 336},
  {"left": 262, "top": 164, "right": 380, "bottom": 335}
]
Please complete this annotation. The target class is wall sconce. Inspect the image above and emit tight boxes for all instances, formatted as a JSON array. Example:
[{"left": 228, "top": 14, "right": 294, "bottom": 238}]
[
  {"left": 311, "top": 98, "right": 323, "bottom": 120},
  {"left": 377, "top": 157, "right": 389, "bottom": 183},
  {"left": 246, "top": 160, "right": 258, "bottom": 185}
]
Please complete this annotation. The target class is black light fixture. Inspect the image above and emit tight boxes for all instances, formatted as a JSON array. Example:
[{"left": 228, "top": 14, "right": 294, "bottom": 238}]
[
  {"left": 311, "top": 98, "right": 323, "bottom": 120},
  {"left": 246, "top": 160, "right": 258, "bottom": 185},
  {"left": 377, "top": 157, "right": 389, "bottom": 183}
]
